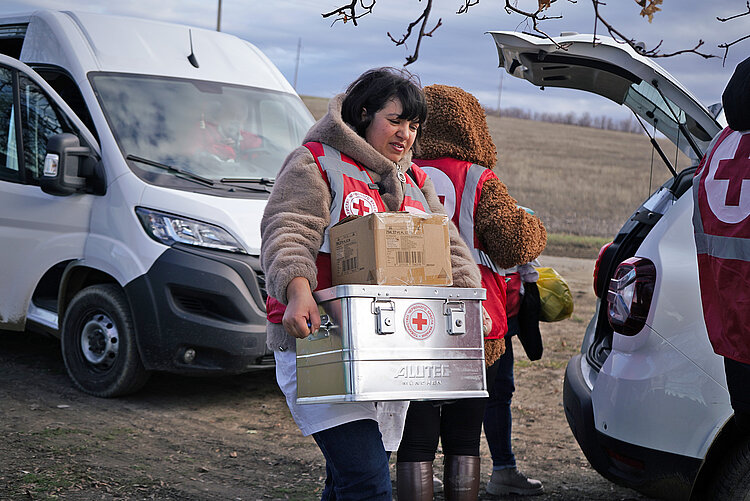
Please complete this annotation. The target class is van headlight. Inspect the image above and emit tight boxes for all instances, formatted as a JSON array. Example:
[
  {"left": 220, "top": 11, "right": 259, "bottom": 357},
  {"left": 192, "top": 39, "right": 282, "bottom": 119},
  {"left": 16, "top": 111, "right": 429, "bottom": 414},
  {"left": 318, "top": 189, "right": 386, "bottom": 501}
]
[{"left": 135, "top": 207, "right": 247, "bottom": 254}]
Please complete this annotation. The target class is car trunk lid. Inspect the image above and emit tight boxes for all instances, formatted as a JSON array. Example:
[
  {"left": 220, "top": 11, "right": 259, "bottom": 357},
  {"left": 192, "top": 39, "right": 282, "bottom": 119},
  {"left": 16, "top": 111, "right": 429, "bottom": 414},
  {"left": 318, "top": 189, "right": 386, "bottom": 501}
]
[{"left": 489, "top": 31, "right": 722, "bottom": 162}]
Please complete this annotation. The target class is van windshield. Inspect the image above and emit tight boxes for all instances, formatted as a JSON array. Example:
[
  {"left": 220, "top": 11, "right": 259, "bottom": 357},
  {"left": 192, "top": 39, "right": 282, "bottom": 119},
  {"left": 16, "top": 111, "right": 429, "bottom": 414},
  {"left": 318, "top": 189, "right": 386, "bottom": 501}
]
[{"left": 89, "top": 73, "right": 314, "bottom": 185}]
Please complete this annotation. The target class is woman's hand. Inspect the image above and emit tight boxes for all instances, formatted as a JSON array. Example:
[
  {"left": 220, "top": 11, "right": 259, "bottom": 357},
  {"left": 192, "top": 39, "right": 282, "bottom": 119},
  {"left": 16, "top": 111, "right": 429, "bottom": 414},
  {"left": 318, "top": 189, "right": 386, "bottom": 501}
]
[
  {"left": 283, "top": 277, "right": 321, "bottom": 339},
  {"left": 482, "top": 306, "right": 493, "bottom": 336}
]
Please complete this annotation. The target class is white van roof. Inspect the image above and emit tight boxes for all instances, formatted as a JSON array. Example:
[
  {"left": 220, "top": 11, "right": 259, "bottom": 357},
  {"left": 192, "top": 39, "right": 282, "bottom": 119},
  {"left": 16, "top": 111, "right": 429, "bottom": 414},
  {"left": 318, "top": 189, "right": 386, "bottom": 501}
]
[{"left": 13, "top": 10, "right": 294, "bottom": 93}]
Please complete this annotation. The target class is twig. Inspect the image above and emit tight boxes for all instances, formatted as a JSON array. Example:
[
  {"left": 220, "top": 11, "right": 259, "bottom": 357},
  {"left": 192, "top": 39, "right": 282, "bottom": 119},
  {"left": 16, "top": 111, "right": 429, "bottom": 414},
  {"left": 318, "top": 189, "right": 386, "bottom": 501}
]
[
  {"left": 591, "top": 0, "right": 717, "bottom": 59},
  {"left": 503, "top": 0, "right": 564, "bottom": 49},
  {"left": 387, "top": 0, "right": 440, "bottom": 66},
  {"left": 717, "top": 1, "right": 750, "bottom": 22},
  {"left": 321, "top": 0, "right": 376, "bottom": 27},
  {"left": 719, "top": 33, "right": 750, "bottom": 64}
]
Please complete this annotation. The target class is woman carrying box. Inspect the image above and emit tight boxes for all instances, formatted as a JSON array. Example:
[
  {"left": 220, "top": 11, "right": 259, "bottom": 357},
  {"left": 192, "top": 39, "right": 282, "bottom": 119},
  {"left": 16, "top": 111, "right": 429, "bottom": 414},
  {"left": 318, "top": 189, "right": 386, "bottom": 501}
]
[{"left": 260, "top": 67, "right": 487, "bottom": 500}]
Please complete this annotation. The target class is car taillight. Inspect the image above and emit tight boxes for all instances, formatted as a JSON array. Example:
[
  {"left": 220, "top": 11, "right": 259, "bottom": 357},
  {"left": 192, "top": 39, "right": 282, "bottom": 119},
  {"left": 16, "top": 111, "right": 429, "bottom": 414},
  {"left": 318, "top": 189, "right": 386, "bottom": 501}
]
[
  {"left": 607, "top": 257, "right": 656, "bottom": 336},
  {"left": 593, "top": 241, "right": 613, "bottom": 297}
]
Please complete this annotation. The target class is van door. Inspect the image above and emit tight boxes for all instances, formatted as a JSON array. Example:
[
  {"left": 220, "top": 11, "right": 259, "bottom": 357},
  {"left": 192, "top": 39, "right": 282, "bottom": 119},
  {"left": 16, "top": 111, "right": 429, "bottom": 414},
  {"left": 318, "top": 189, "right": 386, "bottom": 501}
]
[{"left": 0, "top": 56, "right": 98, "bottom": 330}]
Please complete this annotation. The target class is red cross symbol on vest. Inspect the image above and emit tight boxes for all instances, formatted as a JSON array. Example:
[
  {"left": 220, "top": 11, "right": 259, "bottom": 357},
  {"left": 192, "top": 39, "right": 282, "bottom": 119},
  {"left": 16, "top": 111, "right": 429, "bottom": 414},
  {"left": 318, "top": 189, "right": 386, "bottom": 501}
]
[
  {"left": 714, "top": 133, "right": 750, "bottom": 206},
  {"left": 404, "top": 303, "right": 435, "bottom": 340},
  {"left": 353, "top": 199, "right": 371, "bottom": 215},
  {"left": 705, "top": 131, "right": 750, "bottom": 225},
  {"left": 344, "top": 192, "right": 378, "bottom": 217}
]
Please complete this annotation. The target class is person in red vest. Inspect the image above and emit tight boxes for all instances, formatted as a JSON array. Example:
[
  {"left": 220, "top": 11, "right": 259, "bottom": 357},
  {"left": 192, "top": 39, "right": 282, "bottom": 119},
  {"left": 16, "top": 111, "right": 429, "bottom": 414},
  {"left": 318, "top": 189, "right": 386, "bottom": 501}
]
[
  {"left": 192, "top": 97, "right": 262, "bottom": 162},
  {"left": 260, "top": 68, "right": 483, "bottom": 500},
  {"left": 693, "top": 55, "right": 750, "bottom": 434},
  {"left": 397, "top": 84, "right": 546, "bottom": 499}
]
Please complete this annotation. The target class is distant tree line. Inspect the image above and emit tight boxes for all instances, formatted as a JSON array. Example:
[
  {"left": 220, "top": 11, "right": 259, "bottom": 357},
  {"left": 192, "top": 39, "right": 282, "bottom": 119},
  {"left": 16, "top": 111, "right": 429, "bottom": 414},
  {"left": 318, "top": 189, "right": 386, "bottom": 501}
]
[{"left": 484, "top": 107, "right": 643, "bottom": 134}]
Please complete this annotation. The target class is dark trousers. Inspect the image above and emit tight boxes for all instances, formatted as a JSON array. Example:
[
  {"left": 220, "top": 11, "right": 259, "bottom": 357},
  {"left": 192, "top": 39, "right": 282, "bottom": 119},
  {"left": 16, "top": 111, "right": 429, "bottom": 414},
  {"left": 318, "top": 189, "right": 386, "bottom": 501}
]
[
  {"left": 312, "top": 419, "right": 392, "bottom": 500},
  {"left": 397, "top": 397, "right": 488, "bottom": 462},
  {"left": 483, "top": 321, "right": 517, "bottom": 470}
]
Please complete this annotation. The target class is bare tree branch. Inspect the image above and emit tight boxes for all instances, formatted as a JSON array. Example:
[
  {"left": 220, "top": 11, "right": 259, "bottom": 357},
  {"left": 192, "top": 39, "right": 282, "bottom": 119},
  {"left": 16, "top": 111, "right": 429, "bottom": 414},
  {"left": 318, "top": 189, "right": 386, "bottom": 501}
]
[
  {"left": 717, "top": 1, "right": 750, "bottom": 63},
  {"left": 321, "top": 0, "right": 745, "bottom": 66},
  {"left": 502, "top": 0, "right": 564, "bottom": 50},
  {"left": 717, "top": 1, "right": 750, "bottom": 21},
  {"left": 456, "top": 0, "right": 480, "bottom": 15},
  {"left": 591, "top": 0, "right": 717, "bottom": 59},
  {"left": 321, "top": 0, "right": 376, "bottom": 27},
  {"left": 386, "top": 0, "right": 441, "bottom": 66}
]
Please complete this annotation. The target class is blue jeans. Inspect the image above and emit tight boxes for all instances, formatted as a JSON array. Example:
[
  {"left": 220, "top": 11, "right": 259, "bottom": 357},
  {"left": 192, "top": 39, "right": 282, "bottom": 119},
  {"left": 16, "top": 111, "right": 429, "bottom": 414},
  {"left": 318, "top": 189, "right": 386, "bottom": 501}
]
[
  {"left": 312, "top": 419, "right": 392, "bottom": 500},
  {"left": 483, "top": 316, "right": 518, "bottom": 471}
]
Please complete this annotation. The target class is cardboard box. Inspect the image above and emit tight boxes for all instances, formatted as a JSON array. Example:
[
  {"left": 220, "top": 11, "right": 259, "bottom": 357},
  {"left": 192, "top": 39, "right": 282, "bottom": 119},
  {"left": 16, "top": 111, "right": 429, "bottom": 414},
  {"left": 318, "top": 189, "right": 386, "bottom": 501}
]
[{"left": 330, "top": 212, "right": 452, "bottom": 286}]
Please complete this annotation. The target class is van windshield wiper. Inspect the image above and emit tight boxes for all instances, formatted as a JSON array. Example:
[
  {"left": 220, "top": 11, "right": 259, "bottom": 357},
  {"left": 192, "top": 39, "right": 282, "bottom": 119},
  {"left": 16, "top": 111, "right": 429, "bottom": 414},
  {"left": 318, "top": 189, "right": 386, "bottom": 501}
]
[
  {"left": 220, "top": 177, "right": 275, "bottom": 186},
  {"left": 126, "top": 154, "right": 215, "bottom": 186}
]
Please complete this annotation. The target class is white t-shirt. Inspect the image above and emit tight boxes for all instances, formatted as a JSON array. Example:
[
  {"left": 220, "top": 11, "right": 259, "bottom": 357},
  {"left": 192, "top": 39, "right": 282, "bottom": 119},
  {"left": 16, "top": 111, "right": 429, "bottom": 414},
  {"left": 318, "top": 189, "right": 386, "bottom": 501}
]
[{"left": 274, "top": 349, "right": 408, "bottom": 451}]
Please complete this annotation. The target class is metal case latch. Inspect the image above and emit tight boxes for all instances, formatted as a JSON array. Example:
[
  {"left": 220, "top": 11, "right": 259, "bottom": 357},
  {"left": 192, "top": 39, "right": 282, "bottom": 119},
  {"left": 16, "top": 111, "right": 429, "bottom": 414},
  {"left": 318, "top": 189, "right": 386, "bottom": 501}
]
[
  {"left": 444, "top": 301, "right": 466, "bottom": 335},
  {"left": 372, "top": 300, "right": 396, "bottom": 335}
]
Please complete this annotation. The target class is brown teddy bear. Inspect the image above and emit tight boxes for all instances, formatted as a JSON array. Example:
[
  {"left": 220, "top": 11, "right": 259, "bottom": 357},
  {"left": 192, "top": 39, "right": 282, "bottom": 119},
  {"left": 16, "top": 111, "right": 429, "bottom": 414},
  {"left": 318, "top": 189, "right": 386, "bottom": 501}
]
[{"left": 414, "top": 84, "right": 547, "bottom": 366}]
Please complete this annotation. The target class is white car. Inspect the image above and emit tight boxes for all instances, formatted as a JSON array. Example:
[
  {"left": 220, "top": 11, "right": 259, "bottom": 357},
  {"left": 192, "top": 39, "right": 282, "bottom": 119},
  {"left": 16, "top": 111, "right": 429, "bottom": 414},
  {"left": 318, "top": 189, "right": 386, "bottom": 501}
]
[{"left": 489, "top": 32, "right": 742, "bottom": 500}]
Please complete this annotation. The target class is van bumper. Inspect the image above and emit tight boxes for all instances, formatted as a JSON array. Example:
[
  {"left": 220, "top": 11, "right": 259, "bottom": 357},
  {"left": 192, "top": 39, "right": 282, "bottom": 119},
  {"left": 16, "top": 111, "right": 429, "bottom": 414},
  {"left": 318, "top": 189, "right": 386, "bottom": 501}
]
[
  {"left": 563, "top": 354, "right": 701, "bottom": 501},
  {"left": 125, "top": 244, "right": 273, "bottom": 374}
]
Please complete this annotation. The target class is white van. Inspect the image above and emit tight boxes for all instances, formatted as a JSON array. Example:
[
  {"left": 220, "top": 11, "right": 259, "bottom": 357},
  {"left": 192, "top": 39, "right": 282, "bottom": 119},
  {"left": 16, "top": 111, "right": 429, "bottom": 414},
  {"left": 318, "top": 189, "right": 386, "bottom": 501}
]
[
  {"left": 0, "top": 10, "right": 314, "bottom": 397},
  {"left": 489, "top": 31, "right": 745, "bottom": 500}
]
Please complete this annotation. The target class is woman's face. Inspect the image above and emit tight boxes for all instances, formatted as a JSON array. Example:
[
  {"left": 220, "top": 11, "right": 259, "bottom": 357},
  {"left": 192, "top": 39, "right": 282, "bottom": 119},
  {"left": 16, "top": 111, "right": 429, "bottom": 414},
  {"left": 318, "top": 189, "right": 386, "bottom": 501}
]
[{"left": 364, "top": 98, "right": 419, "bottom": 163}]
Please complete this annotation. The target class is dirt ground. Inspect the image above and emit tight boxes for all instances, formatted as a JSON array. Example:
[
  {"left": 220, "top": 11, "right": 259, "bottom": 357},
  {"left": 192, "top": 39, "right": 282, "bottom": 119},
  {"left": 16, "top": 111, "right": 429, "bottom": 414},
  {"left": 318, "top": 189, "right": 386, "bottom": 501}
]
[{"left": 0, "top": 255, "right": 656, "bottom": 501}]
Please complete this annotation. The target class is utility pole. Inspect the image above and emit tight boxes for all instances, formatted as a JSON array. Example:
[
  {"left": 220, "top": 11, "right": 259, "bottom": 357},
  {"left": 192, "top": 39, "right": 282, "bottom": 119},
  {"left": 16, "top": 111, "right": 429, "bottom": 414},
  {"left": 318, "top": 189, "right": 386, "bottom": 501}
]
[
  {"left": 293, "top": 38, "right": 302, "bottom": 90},
  {"left": 217, "top": 0, "right": 222, "bottom": 31}
]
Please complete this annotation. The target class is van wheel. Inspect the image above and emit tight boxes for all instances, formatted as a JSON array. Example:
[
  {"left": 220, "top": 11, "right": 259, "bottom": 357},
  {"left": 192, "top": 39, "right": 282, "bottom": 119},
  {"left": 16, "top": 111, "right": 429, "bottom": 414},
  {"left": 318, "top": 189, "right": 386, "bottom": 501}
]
[
  {"left": 711, "top": 437, "right": 750, "bottom": 500},
  {"left": 61, "top": 284, "right": 150, "bottom": 397}
]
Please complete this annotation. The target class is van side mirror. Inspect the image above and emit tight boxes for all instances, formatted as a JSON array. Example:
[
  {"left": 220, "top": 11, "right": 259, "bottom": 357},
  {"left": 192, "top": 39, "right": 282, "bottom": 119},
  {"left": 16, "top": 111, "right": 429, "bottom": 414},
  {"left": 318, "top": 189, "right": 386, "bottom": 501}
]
[{"left": 41, "top": 133, "right": 92, "bottom": 196}]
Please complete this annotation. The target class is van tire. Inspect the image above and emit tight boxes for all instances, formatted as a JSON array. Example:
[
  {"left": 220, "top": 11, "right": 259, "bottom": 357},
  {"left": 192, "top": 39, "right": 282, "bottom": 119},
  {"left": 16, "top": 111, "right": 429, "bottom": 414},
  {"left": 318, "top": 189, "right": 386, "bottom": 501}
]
[
  {"left": 61, "top": 284, "right": 150, "bottom": 397},
  {"left": 711, "top": 437, "right": 750, "bottom": 500}
]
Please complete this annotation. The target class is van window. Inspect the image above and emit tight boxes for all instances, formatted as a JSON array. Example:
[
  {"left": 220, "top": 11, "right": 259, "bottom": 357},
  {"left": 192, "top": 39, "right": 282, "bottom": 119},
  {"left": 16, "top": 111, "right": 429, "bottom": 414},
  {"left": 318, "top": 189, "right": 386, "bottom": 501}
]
[
  {"left": 19, "top": 75, "right": 67, "bottom": 182},
  {"left": 0, "top": 67, "right": 18, "bottom": 180},
  {"left": 89, "top": 73, "right": 314, "bottom": 190},
  {"left": 35, "top": 68, "right": 98, "bottom": 142}
]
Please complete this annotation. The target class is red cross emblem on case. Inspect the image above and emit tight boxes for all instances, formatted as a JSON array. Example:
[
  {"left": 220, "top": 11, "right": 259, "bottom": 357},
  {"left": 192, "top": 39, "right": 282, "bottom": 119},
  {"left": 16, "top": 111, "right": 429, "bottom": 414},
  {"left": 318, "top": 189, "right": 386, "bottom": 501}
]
[
  {"left": 404, "top": 303, "right": 436, "bottom": 340},
  {"left": 344, "top": 192, "right": 378, "bottom": 217}
]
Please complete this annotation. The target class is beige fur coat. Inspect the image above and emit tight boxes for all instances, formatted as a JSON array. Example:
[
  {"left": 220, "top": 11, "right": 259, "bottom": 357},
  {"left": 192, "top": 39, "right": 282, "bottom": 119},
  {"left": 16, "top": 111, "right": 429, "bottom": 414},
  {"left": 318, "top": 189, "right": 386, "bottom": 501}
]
[{"left": 260, "top": 94, "right": 482, "bottom": 352}]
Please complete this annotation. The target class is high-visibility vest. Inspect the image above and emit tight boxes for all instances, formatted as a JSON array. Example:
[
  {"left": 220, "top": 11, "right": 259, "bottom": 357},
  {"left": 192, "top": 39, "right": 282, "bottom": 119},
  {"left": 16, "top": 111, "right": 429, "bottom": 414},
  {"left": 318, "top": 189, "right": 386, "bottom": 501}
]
[
  {"left": 415, "top": 157, "right": 507, "bottom": 339},
  {"left": 693, "top": 127, "right": 750, "bottom": 364},
  {"left": 267, "top": 142, "right": 432, "bottom": 323}
]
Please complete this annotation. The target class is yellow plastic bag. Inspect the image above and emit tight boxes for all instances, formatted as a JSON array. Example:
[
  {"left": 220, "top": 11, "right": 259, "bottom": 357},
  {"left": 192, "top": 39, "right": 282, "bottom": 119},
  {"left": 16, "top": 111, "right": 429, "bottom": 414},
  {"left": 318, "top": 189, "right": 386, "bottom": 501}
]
[{"left": 535, "top": 267, "right": 574, "bottom": 322}]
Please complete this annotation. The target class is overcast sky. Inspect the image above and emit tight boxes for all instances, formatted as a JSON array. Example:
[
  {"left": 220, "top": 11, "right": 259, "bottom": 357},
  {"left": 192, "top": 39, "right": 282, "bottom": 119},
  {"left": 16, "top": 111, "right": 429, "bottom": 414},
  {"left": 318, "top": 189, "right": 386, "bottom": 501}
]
[{"left": 1, "top": 1, "right": 747, "bottom": 120}]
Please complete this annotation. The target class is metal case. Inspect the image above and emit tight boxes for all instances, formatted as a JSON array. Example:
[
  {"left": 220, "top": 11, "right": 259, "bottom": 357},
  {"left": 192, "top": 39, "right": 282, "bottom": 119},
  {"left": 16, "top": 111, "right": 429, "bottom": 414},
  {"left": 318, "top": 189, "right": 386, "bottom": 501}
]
[{"left": 296, "top": 285, "right": 487, "bottom": 404}]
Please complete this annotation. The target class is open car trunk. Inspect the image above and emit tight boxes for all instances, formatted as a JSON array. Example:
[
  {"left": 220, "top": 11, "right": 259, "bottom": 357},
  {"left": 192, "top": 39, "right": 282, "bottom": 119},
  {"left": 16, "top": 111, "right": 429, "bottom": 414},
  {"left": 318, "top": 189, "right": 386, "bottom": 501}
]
[{"left": 489, "top": 31, "right": 723, "bottom": 370}]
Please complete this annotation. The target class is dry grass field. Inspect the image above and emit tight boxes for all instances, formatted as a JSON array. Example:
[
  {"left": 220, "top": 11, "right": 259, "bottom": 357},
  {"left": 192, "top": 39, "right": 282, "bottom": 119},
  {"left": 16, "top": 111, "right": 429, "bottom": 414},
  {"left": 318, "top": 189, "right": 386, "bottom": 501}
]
[{"left": 301, "top": 95, "right": 691, "bottom": 257}]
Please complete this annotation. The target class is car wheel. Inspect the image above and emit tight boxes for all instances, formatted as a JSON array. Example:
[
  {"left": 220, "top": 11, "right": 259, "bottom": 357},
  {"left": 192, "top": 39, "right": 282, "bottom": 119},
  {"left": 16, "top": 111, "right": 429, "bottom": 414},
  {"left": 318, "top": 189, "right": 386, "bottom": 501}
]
[
  {"left": 61, "top": 284, "right": 150, "bottom": 397},
  {"left": 711, "top": 437, "right": 750, "bottom": 500}
]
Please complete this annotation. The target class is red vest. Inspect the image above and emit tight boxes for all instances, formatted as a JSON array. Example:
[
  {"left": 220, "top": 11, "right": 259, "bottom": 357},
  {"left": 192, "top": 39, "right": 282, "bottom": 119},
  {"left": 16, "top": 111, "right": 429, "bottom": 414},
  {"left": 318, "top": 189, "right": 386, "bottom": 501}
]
[
  {"left": 693, "top": 127, "right": 750, "bottom": 364},
  {"left": 415, "top": 157, "right": 507, "bottom": 339},
  {"left": 266, "top": 142, "right": 431, "bottom": 323}
]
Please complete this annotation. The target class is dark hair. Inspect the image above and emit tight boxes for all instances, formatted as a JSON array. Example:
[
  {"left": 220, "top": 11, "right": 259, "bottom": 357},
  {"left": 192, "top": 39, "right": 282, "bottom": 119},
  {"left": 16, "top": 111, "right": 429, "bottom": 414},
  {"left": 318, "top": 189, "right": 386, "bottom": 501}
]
[{"left": 341, "top": 67, "right": 428, "bottom": 144}]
